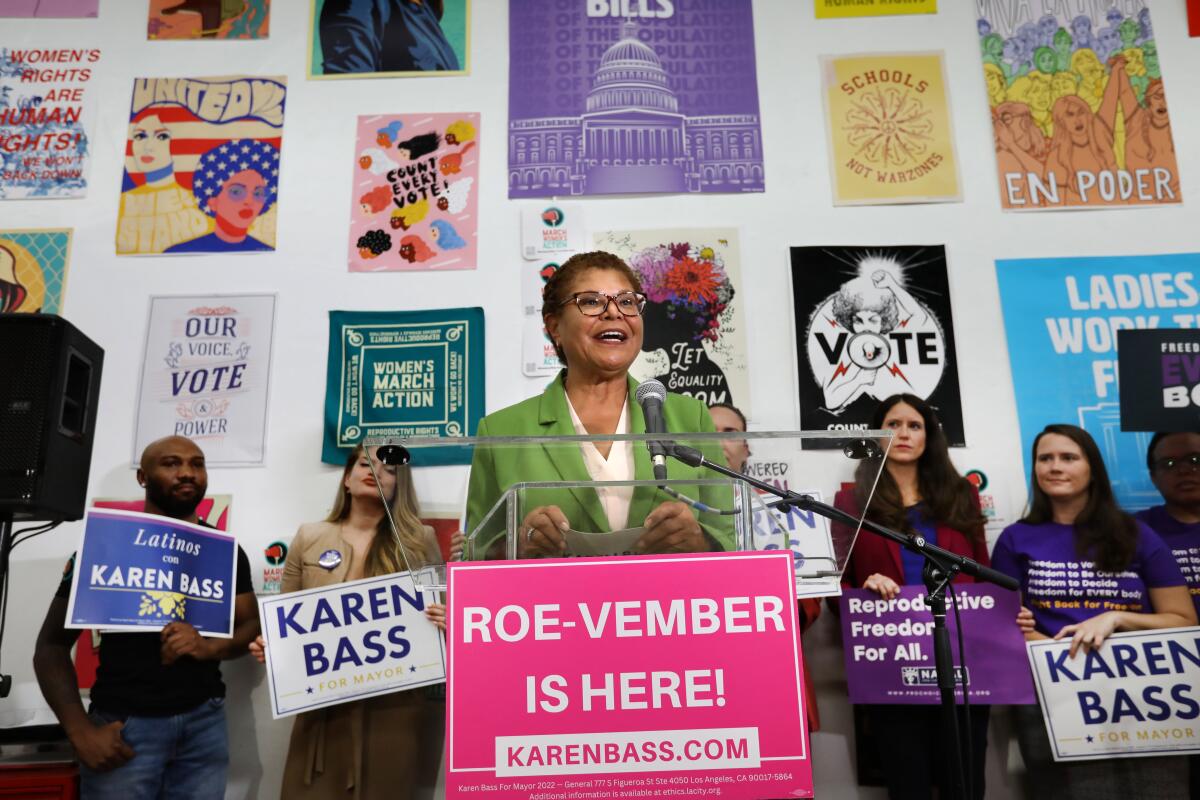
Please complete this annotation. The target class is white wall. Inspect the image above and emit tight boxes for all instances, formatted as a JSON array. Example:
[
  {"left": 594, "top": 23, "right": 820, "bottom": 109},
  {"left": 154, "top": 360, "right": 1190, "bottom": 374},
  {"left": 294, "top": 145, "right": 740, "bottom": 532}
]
[{"left": 4, "top": 1, "right": 1200, "bottom": 797}]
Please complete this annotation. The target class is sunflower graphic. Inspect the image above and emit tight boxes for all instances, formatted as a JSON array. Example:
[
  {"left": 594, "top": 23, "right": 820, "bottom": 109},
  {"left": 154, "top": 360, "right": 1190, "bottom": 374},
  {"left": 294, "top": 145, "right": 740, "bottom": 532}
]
[
  {"left": 843, "top": 86, "right": 935, "bottom": 168},
  {"left": 138, "top": 591, "right": 188, "bottom": 620}
]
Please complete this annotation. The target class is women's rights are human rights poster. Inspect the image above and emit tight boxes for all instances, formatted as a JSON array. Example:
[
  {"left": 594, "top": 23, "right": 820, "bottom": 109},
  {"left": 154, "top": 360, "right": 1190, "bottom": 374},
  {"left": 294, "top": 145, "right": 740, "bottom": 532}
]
[
  {"left": 592, "top": 228, "right": 749, "bottom": 412},
  {"left": 116, "top": 76, "right": 286, "bottom": 255}
]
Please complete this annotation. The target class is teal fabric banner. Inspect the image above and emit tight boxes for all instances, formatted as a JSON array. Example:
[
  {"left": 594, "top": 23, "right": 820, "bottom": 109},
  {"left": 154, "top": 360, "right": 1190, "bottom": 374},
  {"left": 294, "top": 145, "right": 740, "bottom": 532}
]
[{"left": 323, "top": 308, "right": 484, "bottom": 466}]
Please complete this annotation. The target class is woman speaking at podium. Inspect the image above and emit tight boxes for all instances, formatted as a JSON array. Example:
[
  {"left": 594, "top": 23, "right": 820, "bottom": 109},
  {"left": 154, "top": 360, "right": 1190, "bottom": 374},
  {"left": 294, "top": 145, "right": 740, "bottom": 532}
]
[{"left": 465, "top": 250, "right": 734, "bottom": 556}]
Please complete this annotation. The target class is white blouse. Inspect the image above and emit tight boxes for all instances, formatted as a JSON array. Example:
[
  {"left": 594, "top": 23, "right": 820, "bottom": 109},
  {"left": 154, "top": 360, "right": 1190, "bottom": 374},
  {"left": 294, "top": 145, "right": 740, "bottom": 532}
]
[{"left": 565, "top": 393, "right": 635, "bottom": 531}]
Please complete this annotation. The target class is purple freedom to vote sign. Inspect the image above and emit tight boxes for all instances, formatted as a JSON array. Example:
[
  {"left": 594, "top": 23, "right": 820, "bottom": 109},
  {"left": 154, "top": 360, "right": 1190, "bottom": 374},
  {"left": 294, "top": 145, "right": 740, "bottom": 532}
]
[{"left": 839, "top": 585, "right": 1035, "bottom": 704}]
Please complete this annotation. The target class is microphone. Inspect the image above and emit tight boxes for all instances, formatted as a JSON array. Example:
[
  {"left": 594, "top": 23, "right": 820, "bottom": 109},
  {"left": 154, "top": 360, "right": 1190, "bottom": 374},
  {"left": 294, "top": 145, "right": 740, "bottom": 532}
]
[{"left": 634, "top": 379, "right": 669, "bottom": 480}]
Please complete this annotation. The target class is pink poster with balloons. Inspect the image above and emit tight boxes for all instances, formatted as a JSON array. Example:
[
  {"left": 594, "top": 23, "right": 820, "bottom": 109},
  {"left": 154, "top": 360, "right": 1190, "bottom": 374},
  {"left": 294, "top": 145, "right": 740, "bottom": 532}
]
[
  {"left": 446, "top": 552, "right": 814, "bottom": 800},
  {"left": 348, "top": 112, "right": 479, "bottom": 272}
]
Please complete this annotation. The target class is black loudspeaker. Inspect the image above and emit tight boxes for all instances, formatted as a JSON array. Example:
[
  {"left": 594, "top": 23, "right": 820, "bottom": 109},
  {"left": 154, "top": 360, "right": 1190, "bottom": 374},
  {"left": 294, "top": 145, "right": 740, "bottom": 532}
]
[{"left": 0, "top": 314, "right": 104, "bottom": 521}]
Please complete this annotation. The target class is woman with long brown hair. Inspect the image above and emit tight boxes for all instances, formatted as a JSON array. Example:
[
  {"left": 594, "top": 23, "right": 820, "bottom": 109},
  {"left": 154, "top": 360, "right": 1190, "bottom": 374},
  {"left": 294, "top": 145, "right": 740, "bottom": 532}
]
[
  {"left": 833, "top": 393, "right": 990, "bottom": 799},
  {"left": 250, "top": 445, "right": 450, "bottom": 799}
]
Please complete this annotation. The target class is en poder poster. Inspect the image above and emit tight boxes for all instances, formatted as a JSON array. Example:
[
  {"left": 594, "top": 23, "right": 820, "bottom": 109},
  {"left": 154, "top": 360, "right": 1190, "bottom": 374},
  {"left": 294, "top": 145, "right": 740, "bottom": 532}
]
[
  {"left": 821, "top": 52, "right": 961, "bottom": 205},
  {"left": 349, "top": 113, "right": 479, "bottom": 272},
  {"left": 148, "top": 0, "right": 270, "bottom": 40},
  {"left": 116, "top": 76, "right": 286, "bottom": 255},
  {"left": 508, "top": 0, "right": 764, "bottom": 199},
  {"left": 592, "top": 228, "right": 749, "bottom": 410},
  {"left": 977, "top": 1, "right": 1180, "bottom": 210},
  {"left": 0, "top": 228, "right": 70, "bottom": 314}
]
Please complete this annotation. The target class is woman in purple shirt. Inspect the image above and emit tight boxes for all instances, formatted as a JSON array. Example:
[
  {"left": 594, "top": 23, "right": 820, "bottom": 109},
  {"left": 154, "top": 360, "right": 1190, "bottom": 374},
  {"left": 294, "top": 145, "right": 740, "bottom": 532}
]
[{"left": 992, "top": 424, "right": 1196, "bottom": 800}]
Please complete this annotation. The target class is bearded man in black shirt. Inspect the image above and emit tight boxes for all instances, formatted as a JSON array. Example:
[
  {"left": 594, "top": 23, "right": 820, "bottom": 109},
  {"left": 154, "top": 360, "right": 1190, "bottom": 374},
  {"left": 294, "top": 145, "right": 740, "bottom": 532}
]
[{"left": 33, "top": 436, "right": 259, "bottom": 799}]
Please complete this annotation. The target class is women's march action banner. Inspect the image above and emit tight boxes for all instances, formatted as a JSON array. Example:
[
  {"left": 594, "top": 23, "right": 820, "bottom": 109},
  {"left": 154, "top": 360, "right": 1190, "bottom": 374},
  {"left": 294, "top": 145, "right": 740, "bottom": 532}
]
[
  {"left": 839, "top": 586, "right": 1034, "bottom": 704},
  {"left": 446, "top": 552, "right": 813, "bottom": 799},
  {"left": 995, "top": 252, "right": 1200, "bottom": 509},
  {"left": 791, "top": 245, "right": 965, "bottom": 447},
  {"left": 65, "top": 509, "right": 237, "bottom": 636},
  {"left": 259, "top": 572, "right": 446, "bottom": 718},
  {"left": 148, "top": 0, "right": 270, "bottom": 40},
  {"left": 1028, "top": 627, "right": 1200, "bottom": 761},
  {"left": 323, "top": 308, "right": 485, "bottom": 466},
  {"left": 133, "top": 294, "right": 277, "bottom": 467},
  {"left": 116, "top": 75, "right": 286, "bottom": 254},
  {"left": 593, "top": 228, "right": 749, "bottom": 410},
  {"left": 308, "top": 0, "right": 469, "bottom": 79},
  {"left": 349, "top": 113, "right": 479, "bottom": 272},
  {"left": 821, "top": 52, "right": 961, "bottom": 205},
  {"left": 0, "top": 46, "right": 99, "bottom": 199},
  {"left": 0, "top": 229, "right": 70, "bottom": 314},
  {"left": 976, "top": 1, "right": 1180, "bottom": 210},
  {"left": 508, "top": 0, "right": 764, "bottom": 198},
  {"left": 815, "top": 0, "right": 935, "bottom": 17}
]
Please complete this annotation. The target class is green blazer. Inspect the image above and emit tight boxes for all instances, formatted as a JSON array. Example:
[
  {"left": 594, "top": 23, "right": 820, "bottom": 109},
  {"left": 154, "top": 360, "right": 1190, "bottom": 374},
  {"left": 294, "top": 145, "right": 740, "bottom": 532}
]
[{"left": 465, "top": 372, "right": 735, "bottom": 552}]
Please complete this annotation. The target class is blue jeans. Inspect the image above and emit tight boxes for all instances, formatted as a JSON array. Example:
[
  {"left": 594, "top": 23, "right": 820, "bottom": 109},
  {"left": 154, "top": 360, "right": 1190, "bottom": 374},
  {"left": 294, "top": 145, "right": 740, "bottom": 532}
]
[{"left": 80, "top": 697, "right": 228, "bottom": 800}]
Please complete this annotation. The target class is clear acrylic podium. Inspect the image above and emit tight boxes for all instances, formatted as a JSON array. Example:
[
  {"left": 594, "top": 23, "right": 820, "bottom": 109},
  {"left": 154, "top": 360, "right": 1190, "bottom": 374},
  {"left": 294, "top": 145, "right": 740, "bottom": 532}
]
[{"left": 365, "top": 430, "right": 891, "bottom": 597}]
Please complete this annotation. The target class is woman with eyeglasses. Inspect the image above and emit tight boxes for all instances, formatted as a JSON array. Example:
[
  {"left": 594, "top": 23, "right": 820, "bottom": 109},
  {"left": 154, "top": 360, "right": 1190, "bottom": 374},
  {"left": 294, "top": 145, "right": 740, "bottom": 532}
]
[
  {"left": 465, "top": 250, "right": 734, "bottom": 557},
  {"left": 1137, "top": 432, "right": 1200, "bottom": 621},
  {"left": 992, "top": 424, "right": 1196, "bottom": 800}
]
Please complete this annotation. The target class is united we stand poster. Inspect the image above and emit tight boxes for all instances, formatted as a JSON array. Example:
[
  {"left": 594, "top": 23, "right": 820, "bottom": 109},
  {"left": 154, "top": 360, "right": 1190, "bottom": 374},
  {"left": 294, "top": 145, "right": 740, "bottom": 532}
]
[
  {"left": 508, "top": 0, "right": 765, "bottom": 199},
  {"left": 976, "top": 1, "right": 1180, "bottom": 210},
  {"left": 133, "top": 294, "right": 277, "bottom": 467},
  {"left": 349, "top": 113, "right": 479, "bottom": 272},
  {"left": 0, "top": 229, "right": 70, "bottom": 314},
  {"left": 593, "top": 228, "right": 749, "bottom": 410},
  {"left": 790, "top": 245, "right": 965, "bottom": 446}
]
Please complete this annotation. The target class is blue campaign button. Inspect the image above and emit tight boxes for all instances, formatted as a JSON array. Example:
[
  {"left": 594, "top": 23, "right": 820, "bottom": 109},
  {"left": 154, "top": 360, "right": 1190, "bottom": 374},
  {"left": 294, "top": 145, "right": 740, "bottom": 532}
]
[{"left": 318, "top": 549, "right": 343, "bottom": 570}]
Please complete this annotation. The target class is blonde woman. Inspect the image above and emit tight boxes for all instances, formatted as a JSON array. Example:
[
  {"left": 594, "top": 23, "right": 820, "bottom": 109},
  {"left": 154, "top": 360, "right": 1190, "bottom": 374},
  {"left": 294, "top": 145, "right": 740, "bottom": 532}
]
[{"left": 251, "top": 445, "right": 451, "bottom": 800}]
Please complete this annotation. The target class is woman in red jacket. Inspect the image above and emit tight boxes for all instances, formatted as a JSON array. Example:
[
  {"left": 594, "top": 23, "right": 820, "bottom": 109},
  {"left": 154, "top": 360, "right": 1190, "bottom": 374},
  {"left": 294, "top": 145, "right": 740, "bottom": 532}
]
[{"left": 833, "top": 393, "right": 990, "bottom": 800}]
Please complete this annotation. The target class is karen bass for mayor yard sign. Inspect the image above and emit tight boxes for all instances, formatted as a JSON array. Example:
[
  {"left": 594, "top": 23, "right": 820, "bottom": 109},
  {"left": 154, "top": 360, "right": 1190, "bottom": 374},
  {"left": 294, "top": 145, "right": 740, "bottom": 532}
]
[{"left": 323, "top": 308, "right": 484, "bottom": 466}]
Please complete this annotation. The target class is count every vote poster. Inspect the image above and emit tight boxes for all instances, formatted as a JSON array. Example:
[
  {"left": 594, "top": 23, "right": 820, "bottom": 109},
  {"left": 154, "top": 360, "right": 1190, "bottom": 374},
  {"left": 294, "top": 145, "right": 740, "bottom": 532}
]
[{"left": 996, "top": 252, "right": 1200, "bottom": 509}]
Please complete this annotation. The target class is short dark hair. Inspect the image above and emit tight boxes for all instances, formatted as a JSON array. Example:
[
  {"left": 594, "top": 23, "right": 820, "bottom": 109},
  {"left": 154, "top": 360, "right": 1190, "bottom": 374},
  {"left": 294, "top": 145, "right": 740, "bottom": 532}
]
[
  {"left": 541, "top": 251, "right": 642, "bottom": 366},
  {"left": 708, "top": 403, "right": 746, "bottom": 430},
  {"left": 1146, "top": 432, "right": 1170, "bottom": 472}
]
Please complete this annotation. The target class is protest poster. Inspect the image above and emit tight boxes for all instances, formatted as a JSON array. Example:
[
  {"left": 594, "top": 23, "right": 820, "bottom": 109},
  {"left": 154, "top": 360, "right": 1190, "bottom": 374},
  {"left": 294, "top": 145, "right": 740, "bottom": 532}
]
[
  {"left": 521, "top": 203, "right": 585, "bottom": 261},
  {"left": 133, "top": 294, "right": 276, "bottom": 467},
  {"left": 349, "top": 113, "right": 479, "bottom": 273},
  {"left": 116, "top": 75, "right": 286, "bottom": 255},
  {"left": 839, "top": 586, "right": 1034, "bottom": 704},
  {"left": 815, "top": 0, "right": 936, "bottom": 17},
  {"left": 0, "top": 47, "right": 99, "bottom": 199},
  {"left": 258, "top": 572, "right": 446, "bottom": 718},
  {"left": 508, "top": 0, "right": 764, "bottom": 199},
  {"left": 446, "top": 552, "right": 813, "bottom": 799},
  {"left": 0, "top": 229, "right": 70, "bottom": 314},
  {"left": 976, "top": 1, "right": 1180, "bottom": 210},
  {"left": 308, "top": 0, "right": 468, "bottom": 79},
  {"left": 820, "top": 52, "right": 961, "bottom": 205},
  {"left": 148, "top": 0, "right": 270, "bottom": 40},
  {"left": 323, "top": 308, "right": 485, "bottom": 467},
  {"left": 522, "top": 267, "right": 563, "bottom": 378},
  {"left": 994, "top": 252, "right": 1200, "bottom": 509},
  {"left": 790, "top": 245, "right": 965, "bottom": 447},
  {"left": 1028, "top": 627, "right": 1200, "bottom": 760},
  {"left": 1191, "top": 0, "right": 1200, "bottom": 38},
  {"left": 1117, "top": 329, "right": 1200, "bottom": 433},
  {"left": 65, "top": 508, "right": 237, "bottom": 636},
  {"left": 593, "top": 228, "right": 749, "bottom": 409},
  {"left": 0, "top": 0, "right": 97, "bottom": 17}
]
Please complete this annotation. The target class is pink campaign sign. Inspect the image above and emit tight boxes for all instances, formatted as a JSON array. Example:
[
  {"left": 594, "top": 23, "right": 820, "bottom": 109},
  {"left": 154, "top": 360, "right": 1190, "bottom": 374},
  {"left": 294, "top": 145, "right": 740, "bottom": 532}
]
[{"left": 446, "top": 552, "right": 813, "bottom": 800}]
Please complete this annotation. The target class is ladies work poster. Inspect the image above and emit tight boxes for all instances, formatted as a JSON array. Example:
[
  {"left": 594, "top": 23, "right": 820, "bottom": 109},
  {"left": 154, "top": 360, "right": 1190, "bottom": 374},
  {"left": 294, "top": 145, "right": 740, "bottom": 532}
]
[
  {"left": 308, "top": 0, "right": 469, "bottom": 79},
  {"left": 133, "top": 294, "right": 277, "bottom": 467},
  {"left": 349, "top": 113, "right": 479, "bottom": 272},
  {"left": 790, "top": 245, "right": 965, "bottom": 447},
  {"left": 148, "top": 0, "right": 270, "bottom": 40},
  {"left": 815, "top": 0, "right": 936, "bottom": 18},
  {"left": 0, "top": 46, "right": 100, "bottom": 199},
  {"left": 508, "top": 0, "right": 765, "bottom": 199},
  {"left": 977, "top": 1, "right": 1181, "bottom": 210},
  {"left": 821, "top": 52, "right": 961, "bottom": 205},
  {"left": 115, "top": 76, "right": 286, "bottom": 255},
  {"left": 592, "top": 228, "right": 749, "bottom": 410},
  {"left": 0, "top": 228, "right": 71, "bottom": 314}
]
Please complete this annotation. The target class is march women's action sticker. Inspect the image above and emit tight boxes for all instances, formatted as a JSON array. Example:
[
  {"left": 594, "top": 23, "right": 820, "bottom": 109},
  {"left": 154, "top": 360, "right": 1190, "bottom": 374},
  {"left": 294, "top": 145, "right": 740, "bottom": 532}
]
[{"left": 446, "top": 552, "right": 813, "bottom": 799}]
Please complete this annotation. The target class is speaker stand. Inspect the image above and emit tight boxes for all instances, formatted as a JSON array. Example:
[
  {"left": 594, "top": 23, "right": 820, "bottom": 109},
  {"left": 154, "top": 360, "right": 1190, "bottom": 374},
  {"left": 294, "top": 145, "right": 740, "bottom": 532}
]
[{"left": 0, "top": 515, "right": 12, "bottom": 698}]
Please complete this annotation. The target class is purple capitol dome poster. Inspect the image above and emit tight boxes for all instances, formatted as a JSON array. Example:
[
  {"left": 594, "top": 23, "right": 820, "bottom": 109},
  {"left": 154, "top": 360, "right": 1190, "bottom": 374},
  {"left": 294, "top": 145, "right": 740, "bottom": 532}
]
[{"left": 508, "top": 0, "right": 765, "bottom": 198}]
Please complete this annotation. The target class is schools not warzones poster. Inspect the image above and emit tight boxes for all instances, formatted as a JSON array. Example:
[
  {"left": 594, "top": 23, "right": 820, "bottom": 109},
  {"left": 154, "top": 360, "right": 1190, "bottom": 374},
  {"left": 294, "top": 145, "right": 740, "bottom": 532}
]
[
  {"left": 976, "top": 1, "right": 1180, "bottom": 210},
  {"left": 508, "top": 0, "right": 764, "bottom": 198},
  {"left": 593, "top": 228, "right": 749, "bottom": 409},
  {"left": 790, "top": 246, "right": 965, "bottom": 446}
]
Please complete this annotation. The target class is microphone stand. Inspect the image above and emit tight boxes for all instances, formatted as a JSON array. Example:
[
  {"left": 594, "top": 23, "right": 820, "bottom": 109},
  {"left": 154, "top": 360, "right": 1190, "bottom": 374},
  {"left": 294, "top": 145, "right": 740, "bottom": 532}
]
[{"left": 669, "top": 445, "right": 1017, "bottom": 800}]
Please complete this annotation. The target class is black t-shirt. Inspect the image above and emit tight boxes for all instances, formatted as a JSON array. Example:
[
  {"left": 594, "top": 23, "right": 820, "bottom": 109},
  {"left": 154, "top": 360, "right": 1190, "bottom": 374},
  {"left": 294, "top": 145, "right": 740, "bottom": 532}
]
[{"left": 56, "top": 524, "right": 254, "bottom": 717}]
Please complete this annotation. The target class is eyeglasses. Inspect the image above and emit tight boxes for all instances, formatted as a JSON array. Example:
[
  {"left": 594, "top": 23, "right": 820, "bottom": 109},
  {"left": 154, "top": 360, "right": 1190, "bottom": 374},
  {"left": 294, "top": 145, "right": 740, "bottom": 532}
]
[
  {"left": 561, "top": 291, "right": 647, "bottom": 317},
  {"left": 1152, "top": 453, "right": 1200, "bottom": 474}
]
